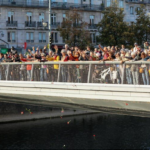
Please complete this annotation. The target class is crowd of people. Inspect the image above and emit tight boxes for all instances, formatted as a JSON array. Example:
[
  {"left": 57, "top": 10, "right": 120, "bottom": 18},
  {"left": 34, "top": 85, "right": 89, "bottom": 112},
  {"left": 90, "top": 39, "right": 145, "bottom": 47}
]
[
  {"left": 0, "top": 42, "right": 150, "bottom": 85},
  {"left": 0, "top": 42, "right": 150, "bottom": 63}
]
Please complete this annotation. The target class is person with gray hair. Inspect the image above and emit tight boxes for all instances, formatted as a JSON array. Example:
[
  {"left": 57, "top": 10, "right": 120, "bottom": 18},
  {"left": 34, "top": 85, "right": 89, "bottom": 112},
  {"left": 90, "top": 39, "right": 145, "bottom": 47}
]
[{"left": 65, "top": 44, "right": 69, "bottom": 51}]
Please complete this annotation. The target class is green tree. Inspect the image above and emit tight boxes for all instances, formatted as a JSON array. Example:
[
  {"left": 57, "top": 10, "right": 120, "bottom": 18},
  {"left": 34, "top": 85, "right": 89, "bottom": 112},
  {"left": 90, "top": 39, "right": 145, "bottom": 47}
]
[
  {"left": 134, "top": 5, "right": 150, "bottom": 45},
  {"left": 57, "top": 9, "right": 91, "bottom": 49},
  {"left": 97, "top": 3, "right": 134, "bottom": 47}
]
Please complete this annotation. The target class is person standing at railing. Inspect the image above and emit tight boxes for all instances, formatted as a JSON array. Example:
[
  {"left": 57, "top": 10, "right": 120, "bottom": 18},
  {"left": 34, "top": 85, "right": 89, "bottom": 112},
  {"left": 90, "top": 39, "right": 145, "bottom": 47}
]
[
  {"left": 140, "top": 52, "right": 149, "bottom": 85},
  {"left": 60, "top": 50, "right": 69, "bottom": 82},
  {"left": 11, "top": 53, "right": 21, "bottom": 80},
  {"left": 39, "top": 49, "right": 43, "bottom": 56},
  {"left": 98, "top": 44, "right": 109, "bottom": 61},
  {"left": 10, "top": 46, "right": 17, "bottom": 55},
  {"left": 65, "top": 44, "right": 70, "bottom": 52},
  {"left": 121, "top": 52, "right": 132, "bottom": 84},
  {"left": 26, "top": 54, "right": 32, "bottom": 81},
  {"left": 19, "top": 54, "right": 27, "bottom": 81},
  {"left": 133, "top": 43, "right": 138, "bottom": 53},
  {"left": 52, "top": 53, "right": 59, "bottom": 82},
  {"left": 14, "top": 53, "right": 21, "bottom": 62},
  {"left": 43, "top": 49, "right": 48, "bottom": 57},
  {"left": 121, "top": 45, "right": 126, "bottom": 52},
  {"left": 3, "top": 54, "right": 11, "bottom": 80},
  {"left": 144, "top": 51, "right": 150, "bottom": 61},
  {"left": 89, "top": 51, "right": 93, "bottom": 61},
  {"left": 144, "top": 42, "right": 149, "bottom": 50},
  {"left": 25, "top": 49, "right": 32, "bottom": 57},
  {"left": 0, "top": 53, "right": 4, "bottom": 80},
  {"left": 0, "top": 53, "right": 4, "bottom": 63},
  {"left": 78, "top": 52, "right": 89, "bottom": 83},
  {"left": 46, "top": 51, "right": 54, "bottom": 81},
  {"left": 40, "top": 53, "right": 47, "bottom": 81},
  {"left": 130, "top": 52, "right": 139, "bottom": 85},
  {"left": 43, "top": 46, "right": 48, "bottom": 56},
  {"left": 54, "top": 45, "right": 62, "bottom": 60},
  {"left": 31, "top": 47, "right": 36, "bottom": 55},
  {"left": 35, "top": 50, "right": 41, "bottom": 60},
  {"left": 114, "top": 52, "right": 122, "bottom": 84}
]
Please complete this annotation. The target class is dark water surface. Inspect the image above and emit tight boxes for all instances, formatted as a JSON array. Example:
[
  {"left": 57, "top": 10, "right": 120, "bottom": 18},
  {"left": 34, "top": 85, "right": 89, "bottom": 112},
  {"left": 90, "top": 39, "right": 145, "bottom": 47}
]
[{"left": 1, "top": 112, "right": 150, "bottom": 149}]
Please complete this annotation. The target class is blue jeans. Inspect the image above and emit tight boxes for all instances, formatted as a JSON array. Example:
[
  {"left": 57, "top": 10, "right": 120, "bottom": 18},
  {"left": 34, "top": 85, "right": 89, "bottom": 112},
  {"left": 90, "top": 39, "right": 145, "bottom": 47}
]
[
  {"left": 132, "top": 71, "right": 139, "bottom": 85},
  {"left": 126, "top": 68, "right": 132, "bottom": 84},
  {"left": 142, "top": 67, "right": 149, "bottom": 85},
  {"left": 27, "top": 70, "right": 31, "bottom": 81},
  {"left": 116, "top": 66, "right": 121, "bottom": 84},
  {"left": 61, "top": 66, "right": 67, "bottom": 82},
  {"left": 40, "top": 68, "right": 47, "bottom": 81},
  {"left": 0, "top": 71, "right": 2, "bottom": 80}
]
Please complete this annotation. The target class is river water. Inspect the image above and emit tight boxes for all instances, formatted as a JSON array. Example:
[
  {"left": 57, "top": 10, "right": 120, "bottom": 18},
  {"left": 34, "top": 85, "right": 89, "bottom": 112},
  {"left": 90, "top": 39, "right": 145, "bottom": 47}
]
[{"left": 0, "top": 102, "right": 150, "bottom": 149}]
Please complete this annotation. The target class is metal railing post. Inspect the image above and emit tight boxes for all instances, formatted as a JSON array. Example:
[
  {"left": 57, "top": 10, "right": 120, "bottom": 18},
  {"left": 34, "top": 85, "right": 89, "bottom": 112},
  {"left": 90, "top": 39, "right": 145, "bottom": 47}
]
[
  {"left": 57, "top": 64, "right": 61, "bottom": 82},
  {"left": 87, "top": 64, "right": 92, "bottom": 83},
  {"left": 30, "top": 64, "right": 34, "bottom": 81},
  {"left": 121, "top": 63, "right": 125, "bottom": 84},
  {"left": 6, "top": 64, "right": 9, "bottom": 81}
]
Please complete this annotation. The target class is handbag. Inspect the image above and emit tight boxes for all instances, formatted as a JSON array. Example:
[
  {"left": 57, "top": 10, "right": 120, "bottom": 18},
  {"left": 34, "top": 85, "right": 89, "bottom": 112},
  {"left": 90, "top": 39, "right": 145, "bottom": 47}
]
[
  {"left": 110, "top": 67, "right": 114, "bottom": 72},
  {"left": 139, "top": 68, "right": 144, "bottom": 73},
  {"left": 149, "top": 70, "right": 150, "bottom": 76}
]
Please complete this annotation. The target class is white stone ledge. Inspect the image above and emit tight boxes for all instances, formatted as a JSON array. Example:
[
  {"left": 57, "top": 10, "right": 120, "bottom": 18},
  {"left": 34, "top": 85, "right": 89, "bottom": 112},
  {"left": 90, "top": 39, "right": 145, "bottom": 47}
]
[
  {"left": 0, "top": 82, "right": 150, "bottom": 93},
  {"left": 0, "top": 89, "right": 149, "bottom": 103}
]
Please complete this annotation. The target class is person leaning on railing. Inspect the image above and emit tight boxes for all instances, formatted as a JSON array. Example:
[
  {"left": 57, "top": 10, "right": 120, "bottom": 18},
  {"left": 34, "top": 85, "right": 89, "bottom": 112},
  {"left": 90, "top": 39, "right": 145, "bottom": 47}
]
[
  {"left": 140, "top": 52, "right": 149, "bottom": 85},
  {"left": 144, "top": 51, "right": 150, "bottom": 61},
  {"left": 40, "top": 53, "right": 47, "bottom": 81}
]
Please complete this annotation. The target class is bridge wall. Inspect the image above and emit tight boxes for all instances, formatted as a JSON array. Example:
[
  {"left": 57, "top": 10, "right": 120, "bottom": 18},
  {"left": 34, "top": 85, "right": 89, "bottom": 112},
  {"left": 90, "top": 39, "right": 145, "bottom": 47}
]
[{"left": 0, "top": 81, "right": 150, "bottom": 113}]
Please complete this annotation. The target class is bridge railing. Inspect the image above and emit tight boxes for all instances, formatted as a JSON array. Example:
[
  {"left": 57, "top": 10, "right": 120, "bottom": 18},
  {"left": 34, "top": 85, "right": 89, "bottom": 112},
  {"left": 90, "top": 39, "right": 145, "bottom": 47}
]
[{"left": 0, "top": 61, "right": 150, "bottom": 85}]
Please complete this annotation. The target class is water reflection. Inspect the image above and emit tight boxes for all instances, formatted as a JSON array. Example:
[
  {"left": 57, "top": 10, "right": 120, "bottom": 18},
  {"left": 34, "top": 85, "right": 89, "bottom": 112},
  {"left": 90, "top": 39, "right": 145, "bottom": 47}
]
[{"left": 0, "top": 113, "right": 150, "bottom": 149}]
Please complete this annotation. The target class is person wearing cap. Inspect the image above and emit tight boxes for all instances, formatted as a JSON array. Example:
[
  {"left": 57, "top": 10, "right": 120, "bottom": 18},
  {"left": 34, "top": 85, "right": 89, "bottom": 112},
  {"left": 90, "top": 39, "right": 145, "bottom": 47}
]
[{"left": 133, "top": 43, "right": 138, "bottom": 53}]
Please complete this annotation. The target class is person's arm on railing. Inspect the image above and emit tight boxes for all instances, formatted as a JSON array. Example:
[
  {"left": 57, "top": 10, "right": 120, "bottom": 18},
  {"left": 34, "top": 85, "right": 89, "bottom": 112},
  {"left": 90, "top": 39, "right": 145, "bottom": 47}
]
[{"left": 144, "top": 56, "right": 150, "bottom": 61}]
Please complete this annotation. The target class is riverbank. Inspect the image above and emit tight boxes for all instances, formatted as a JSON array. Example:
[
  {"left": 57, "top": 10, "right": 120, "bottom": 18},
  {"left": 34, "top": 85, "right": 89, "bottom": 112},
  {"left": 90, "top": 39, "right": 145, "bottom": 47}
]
[
  {"left": 0, "top": 101, "right": 98, "bottom": 124},
  {"left": 0, "top": 110, "right": 98, "bottom": 124}
]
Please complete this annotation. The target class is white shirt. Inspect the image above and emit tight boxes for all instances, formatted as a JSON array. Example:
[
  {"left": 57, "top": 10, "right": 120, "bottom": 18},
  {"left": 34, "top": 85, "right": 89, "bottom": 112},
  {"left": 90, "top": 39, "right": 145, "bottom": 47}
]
[{"left": 133, "top": 47, "right": 138, "bottom": 53}]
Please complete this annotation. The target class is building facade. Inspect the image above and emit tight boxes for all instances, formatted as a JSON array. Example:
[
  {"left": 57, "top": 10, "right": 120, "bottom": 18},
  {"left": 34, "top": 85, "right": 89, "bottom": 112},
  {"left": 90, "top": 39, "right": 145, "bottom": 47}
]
[{"left": 0, "top": 0, "right": 149, "bottom": 49}]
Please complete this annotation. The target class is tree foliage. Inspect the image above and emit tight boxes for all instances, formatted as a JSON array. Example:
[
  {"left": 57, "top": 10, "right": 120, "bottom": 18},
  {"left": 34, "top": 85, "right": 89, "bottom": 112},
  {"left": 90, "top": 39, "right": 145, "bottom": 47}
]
[
  {"left": 57, "top": 9, "right": 91, "bottom": 49},
  {"left": 134, "top": 5, "right": 150, "bottom": 45},
  {"left": 97, "top": 2, "right": 135, "bottom": 47}
]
